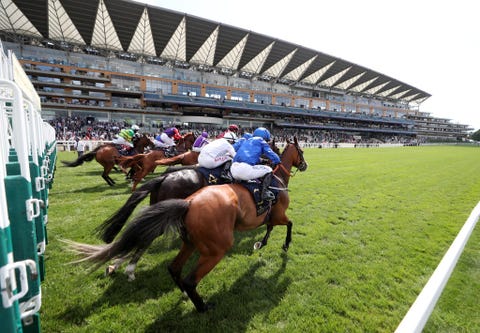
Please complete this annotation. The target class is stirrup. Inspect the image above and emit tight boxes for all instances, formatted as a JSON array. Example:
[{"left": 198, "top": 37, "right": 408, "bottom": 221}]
[{"left": 262, "top": 190, "right": 275, "bottom": 201}]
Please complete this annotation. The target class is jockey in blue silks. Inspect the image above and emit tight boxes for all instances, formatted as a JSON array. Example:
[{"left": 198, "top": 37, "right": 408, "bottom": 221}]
[{"left": 231, "top": 127, "right": 280, "bottom": 201}]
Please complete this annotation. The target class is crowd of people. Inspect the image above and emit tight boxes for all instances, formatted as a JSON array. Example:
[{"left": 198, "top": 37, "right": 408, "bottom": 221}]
[{"left": 49, "top": 116, "right": 416, "bottom": 145}]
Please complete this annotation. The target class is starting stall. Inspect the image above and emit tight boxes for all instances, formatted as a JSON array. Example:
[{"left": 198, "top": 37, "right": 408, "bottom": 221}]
[{"left": 0, "top": 41, "right": 56, "bottom": 332}]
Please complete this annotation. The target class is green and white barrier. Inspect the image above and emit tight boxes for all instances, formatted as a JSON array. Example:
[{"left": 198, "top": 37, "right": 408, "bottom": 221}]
[{"left": 0, "top": 40, "right": 56, "bottom": 333}]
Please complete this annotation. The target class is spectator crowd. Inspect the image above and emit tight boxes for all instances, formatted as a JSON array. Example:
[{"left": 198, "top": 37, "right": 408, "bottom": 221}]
[{"left": 49, "top": 116, "right": 418, "bottom": 146}]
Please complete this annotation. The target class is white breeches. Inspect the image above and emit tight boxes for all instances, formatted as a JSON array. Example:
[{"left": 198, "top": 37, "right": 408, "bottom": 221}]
[
  {"left": 198, "top": 153, "right": 232, "bottom": 168},
  {"left": 230, "top": 162, "right": 272, "bottom": 180},
  {"left": 112, "top": 136, "right": 133, "bottom": 147}
]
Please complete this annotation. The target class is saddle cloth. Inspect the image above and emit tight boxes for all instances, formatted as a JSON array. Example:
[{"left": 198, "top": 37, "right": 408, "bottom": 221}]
[
  {"left": 197, "top": 166, "right": 232, "bottom": 185},
  {"left": 240, "top": 179, "right": 279, "bottom": 216},
  {"left": 197, "top": 166, "right": 279, "bottom": 216},
  {"left": 114, "top": 144, "right": 135, "bottom": 156}
]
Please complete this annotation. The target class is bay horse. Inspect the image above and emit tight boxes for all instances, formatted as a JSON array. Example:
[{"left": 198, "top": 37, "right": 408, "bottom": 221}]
[
  {"left": 119, "top": 132, "right": 197, "bottom": 191},
  {"left": 175, "top": 132, "right": 196, "bottom": 153},
  {"left": 67, "top": 138, "right": 307, "bottom": 312},
  {"left": 97, "top": 139, "right": 282, "bottom": 245},
  {"left": 61, "top": 134, "right": 154, "bottom": 186}
]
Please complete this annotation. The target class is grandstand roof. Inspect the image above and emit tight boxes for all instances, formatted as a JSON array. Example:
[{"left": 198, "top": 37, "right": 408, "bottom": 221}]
[{"left": 1, "top": 0, "right": 430, "bottom": 103}]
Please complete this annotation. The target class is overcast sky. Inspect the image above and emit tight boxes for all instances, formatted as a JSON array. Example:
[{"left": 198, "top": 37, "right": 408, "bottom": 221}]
[{"left": 133, "top": 0, "right": 480, "bottom": 131}]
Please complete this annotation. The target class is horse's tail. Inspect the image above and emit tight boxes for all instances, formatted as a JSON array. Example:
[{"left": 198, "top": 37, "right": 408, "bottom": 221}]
[
  {"left": 95, "top": 174, "right": 170, "bottom": 243},
  {"left": 61, "top": 150, "right": 97, "bottom": 167},
  {"left": 67, "top": 199, "right": 190, "bottom": 270}
]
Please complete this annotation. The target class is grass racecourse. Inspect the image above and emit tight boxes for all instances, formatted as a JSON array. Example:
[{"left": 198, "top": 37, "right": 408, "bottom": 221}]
[{"left": 41, "top": 145, "right": 480, "bottom": 332}]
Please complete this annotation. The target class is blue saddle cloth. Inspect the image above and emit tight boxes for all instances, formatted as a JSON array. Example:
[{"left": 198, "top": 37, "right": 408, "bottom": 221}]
[
  {"left": 197, "top": 166, "right": 232, "bottom": 185},
  {"left": 240, "top": 178, "right": 279, "bottom": 216}
]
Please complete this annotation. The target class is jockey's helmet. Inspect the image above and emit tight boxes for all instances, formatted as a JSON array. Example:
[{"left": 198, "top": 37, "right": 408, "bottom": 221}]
[
  {"left": 228, "top": 124, "right": 239, "bottom": 132},
  {"left": 253, "top": 127, "right": 271, "bottom": 141},
  {"left": 223, "top": 131, "right": 237, "bottom": 144},
  {"left": 131, "top": 124, "right": 140, "bottom": 132}
]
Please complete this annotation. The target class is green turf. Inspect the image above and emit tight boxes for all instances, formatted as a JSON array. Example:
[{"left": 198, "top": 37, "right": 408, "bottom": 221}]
[{"left": 40, "top": 146, "right": 480, "bottom": 332}]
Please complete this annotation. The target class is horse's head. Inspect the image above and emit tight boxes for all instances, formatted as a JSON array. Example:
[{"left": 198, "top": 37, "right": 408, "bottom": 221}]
[
  {"left": 177, "top": 132, "right": 196, "bottom": 152},
  {"left": 183, "top": 132, "right": 196, "bottom": 149},
  {"left": 281, "top": 136, "right": 308, "bottom": 172},
  {"left": 134, "top": 134, "right": 155, "bottom": 152}
]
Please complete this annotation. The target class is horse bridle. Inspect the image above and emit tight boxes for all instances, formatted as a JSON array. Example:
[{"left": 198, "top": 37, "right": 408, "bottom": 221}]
[{"left": 274, "top": 141, "right": 306, "bottom": 178}]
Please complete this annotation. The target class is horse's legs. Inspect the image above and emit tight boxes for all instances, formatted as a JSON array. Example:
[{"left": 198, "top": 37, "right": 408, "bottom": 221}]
[
  {"left": 105, "top": 257, "right": 127, "bottom": 276},
  {"left": 168, "top": 242, "right": 195, "bottom": 293},
  {"left": 124, "top": 248, "right": 148, "bottom": 281},
  {"left": 282, "top": 221, "right": 293, "bottom": 251},
  {"left": 254, "top": 224, "right": 274, "bottom": 250},
  {"left": 102, "top": 164, "right": 116, "bottom": 186},
  {"left": 107, "top": 164, "right": 116, "bottom": 185},
  {"left": 125, "top": 167, "right": 134, "bottom": 180},
  {"left": 102, "top": 173, "right": 114, "bottom": 186},
  {"left": 183, "top": 254, "right": 225, "bottom": 312}
]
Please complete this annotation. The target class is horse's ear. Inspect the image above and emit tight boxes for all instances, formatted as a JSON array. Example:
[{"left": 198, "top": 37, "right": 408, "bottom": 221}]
[{"left": 294, "top": 136, "right": 298, "bottom": 145}]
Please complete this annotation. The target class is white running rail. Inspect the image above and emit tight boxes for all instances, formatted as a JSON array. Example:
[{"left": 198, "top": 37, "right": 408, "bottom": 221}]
[{"left": 395, "top": 201, "right": 480, "bottom": 332}]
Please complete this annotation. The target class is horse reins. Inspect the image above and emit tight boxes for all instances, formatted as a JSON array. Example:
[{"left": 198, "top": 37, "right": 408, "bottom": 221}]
[{"left": 274, "top": 163, "right": 293, "bottom": 177}]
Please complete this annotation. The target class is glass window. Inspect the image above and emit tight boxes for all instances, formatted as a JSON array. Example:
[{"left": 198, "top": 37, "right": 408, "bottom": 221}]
[
  {"left": 330, "top": 102, "right": 342, "bottom": 112},
  {"left": 111, "top": 74, "right": 141, "bottom": 91},
  {"left": 230, "top": 90, "right": 249, "bottom": 101},
  {"left": 294, "top": 98, "right": 309, "bottom": 108},
  {"left": 311, "top": 99, "right": 326, "bottom": 110},
  {"left": 205, "top": 86, "right": 226, "bottom": 99},
  {"left": 275, "top": 95, "right": 291, "bottom": 106},
  {"left": 146, "top": 79, "right": 172, "bottom": 94},
  {"left": 178, "top": 83, "right": 201, "bottom": 96},
  {"left": 89, "top": 91, "right": 106, "bottom": 97},
  {"left": 253, "top": 93, "right": 272, "bottom": 104}
]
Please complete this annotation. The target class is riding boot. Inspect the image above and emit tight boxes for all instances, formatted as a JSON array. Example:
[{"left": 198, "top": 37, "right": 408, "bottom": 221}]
[
  {"left": 261, "top": 172, "right": 275, "bottom": 201},
  {"left": 220, "top": 160, "right": 233, "bottom": 182},
  {"left": 167, "top": 146, "right": 177, "bottom": 157}
]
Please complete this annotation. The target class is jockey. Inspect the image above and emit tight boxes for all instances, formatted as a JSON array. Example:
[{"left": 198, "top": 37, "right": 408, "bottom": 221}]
[
  {"left": 217, "top": 124, "right": 239, "bottom": 141},
  {"left": 112, "top": 128, "right": 135, "bottom": 151},
  {"left": 192, "top": 131, "right": 209, "bottom": 152},
  {"left": 154, "top": 127, "right": 182, "bottom": 155},
  {"left": 198, "top": 138, "right": 236, "bottom": 181},
  {"left": 131, "top": 124, "right": 141, "bottom": 140},
  {"left": 233, "top": 132, "right": 252, "bottom": 151},
  {"left": 230, "top": 127, "right": 280, "bottom": 201}
]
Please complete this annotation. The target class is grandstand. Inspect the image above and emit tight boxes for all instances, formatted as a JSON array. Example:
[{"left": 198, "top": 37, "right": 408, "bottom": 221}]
[{"left": 0, "top": 0, "right": 472, "bottom": 143}]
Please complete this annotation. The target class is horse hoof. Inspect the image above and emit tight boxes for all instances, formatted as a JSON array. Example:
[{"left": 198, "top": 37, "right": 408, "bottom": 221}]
[
  {"left": 282, "top": 244, "right": 289, "bottom": 252},
  {"left": 253, "top": 242, "right": 262, "bottom": 250},
  {"left": 198, "top": 302, "right": 215, "bottom": 313},
  {"left": 105, "top": 265, "right": 116, "bottom": 276}
]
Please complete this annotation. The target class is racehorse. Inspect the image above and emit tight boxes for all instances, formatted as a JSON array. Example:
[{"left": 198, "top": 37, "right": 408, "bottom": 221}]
[
  {"left": 175, "top": 132, "right": 196, "bottom": 153},
  {"left": 119, "top": 132, "right": 197, "bottom": 191},
  {"left": 67, "top": 137, "right": 307, "bottom": 312},
  {"left": 61, "top": 134, "right": 154, "bottom": 186},
  {"left": 97, "top": 139, "right": 282, "bottom": 245}
]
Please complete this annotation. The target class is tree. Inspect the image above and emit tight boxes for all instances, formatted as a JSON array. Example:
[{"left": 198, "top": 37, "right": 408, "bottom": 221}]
[{"left": 470, "top": 129, "right": 480, "bottom": 141}]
